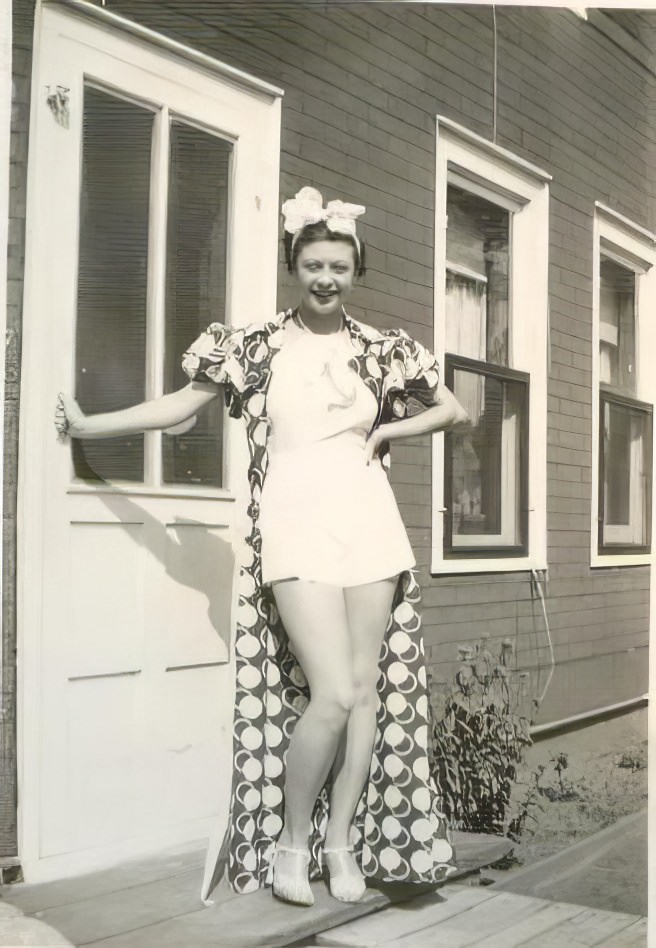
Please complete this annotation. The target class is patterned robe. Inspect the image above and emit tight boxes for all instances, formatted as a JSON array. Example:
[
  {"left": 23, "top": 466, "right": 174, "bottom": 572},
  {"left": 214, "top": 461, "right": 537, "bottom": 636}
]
[{"left": 182, "top": 308, "right": 456, "bottom": 901}]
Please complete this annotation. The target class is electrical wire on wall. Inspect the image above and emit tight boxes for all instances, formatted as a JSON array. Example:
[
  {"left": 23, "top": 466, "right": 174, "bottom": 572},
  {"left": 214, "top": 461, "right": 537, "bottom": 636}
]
[
  {"left": 531, "top": 568, "right": 555, "bottom": 706},
  {"left": 492, "top": 5, "right": 498, "bottom": 143}
]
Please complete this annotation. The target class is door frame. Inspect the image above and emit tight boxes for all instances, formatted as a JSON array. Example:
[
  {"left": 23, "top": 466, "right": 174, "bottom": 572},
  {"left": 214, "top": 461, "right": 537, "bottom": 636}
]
[{"left": 18, "top": 0, "right": 281, "bottom": 881}]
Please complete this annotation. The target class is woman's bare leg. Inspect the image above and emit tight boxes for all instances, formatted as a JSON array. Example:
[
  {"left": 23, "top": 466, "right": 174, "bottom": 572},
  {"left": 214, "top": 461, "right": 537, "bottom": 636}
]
[
  {"left": 319, "top": 577, "right": 397, "bottom": 901},
  {"left": 272, "top": 581, "right": 354, "bottom": 850},
  {"left": 324, "top": 576, "right": 397, "bottom": 850}
]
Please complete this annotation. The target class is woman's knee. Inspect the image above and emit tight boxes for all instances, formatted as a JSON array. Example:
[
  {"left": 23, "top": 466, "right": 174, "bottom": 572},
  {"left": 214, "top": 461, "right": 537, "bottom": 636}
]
[
  {"left": 312, "top": 683, "right": 356, "bottom": 725},
  {"left": 352, "top": 678, "right": 379, "bottom": 711}
]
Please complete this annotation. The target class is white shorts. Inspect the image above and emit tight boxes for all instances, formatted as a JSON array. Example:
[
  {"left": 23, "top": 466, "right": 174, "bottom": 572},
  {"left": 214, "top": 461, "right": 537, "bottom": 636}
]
[{"left": 258, "top": 431, "right": 415, "bottom": 587}]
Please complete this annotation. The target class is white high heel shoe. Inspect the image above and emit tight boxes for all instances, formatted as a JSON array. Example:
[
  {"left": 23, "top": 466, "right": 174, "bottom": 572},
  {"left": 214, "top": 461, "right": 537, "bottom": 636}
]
[
  {"left": 273, "top": 844, "right": 314, "bottom": 906},
  {"left": 323, "top": 847, "right": 367, "bottom": 902}
]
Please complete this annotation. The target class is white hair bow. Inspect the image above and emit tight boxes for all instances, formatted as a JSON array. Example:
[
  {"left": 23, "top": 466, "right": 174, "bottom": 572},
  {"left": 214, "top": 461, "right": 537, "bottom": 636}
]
[{"left": 282, "top": 186, "right": 365, "bottom": 242}]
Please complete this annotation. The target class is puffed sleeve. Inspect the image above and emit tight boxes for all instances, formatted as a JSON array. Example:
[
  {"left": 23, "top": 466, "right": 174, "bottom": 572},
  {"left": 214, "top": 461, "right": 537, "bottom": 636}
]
[
  {"left": 400, "top": 333, "right": 440, "bottom": 406},
  {"left": 182, "top": 323, "right": 247, "bottom": 417},
  {"left": 182, "top": 323, "right": 244, "bottom": 386}
]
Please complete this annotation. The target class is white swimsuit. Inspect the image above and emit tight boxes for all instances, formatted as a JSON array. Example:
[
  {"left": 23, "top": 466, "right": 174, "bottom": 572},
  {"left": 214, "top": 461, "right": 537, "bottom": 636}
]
[{"left": 258, "top": 319, "right": 415, "bottom": 586}]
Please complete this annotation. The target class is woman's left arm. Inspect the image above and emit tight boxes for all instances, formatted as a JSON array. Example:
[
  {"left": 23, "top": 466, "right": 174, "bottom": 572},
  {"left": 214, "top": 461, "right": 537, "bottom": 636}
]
[{"left": 365, "top": 385, "right": 468, "bottom": 464}]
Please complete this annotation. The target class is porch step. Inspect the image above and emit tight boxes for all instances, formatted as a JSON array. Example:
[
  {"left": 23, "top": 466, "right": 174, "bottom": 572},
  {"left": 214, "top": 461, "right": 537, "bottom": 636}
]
[{"left": 3, "top": 831, "right": 511, "bottom": 948}]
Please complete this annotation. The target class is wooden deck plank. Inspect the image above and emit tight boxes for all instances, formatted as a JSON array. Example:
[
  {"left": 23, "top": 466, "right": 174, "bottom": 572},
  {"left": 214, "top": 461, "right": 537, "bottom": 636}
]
[
  {"left": 451, "top": 831, "right": 512, "bottom": 871},
  {"left": 4, "top": 831, "right": 512, "bottom": 948},
  {"left": 390, "top": 892, "right": 556, "bottom": 948},
  {"left": 7, "top": 829, "right": 506, "bottom": 915},
  {"left": 515, "top": 907, "right": 643, "bottom": 947},
  {"left": 1, "top": 832, "right": 512, "bottom": 948},
  {"left": 316, "top": 886, "right": 496, "bottom": 946},
  {"left": 78, "top": 883, "right": 391, "bottom": 948},
  {"left": 595, "top": 918, "right": 648, "bottom": 947},
  {"left": 468, "top": 901, "right": 588, "bottom": 946},
  {"left": 35, "top": 869, "right": 205, "bottom": 946},
  {"left": 6, "top": 842, "right": 206, "bottom": 914}
]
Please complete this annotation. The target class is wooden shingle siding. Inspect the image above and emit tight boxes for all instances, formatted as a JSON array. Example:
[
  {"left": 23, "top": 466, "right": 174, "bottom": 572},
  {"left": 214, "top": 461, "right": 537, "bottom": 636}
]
[
  {"left": 65, "top": 1, "right": 654, "bottom": 722},
  {"left": 4, "top": 0, "right": 37, "bottom": 856}
]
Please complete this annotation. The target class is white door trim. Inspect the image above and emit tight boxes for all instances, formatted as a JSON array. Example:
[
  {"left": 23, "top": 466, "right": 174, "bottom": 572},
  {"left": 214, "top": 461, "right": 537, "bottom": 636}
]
[{"left": 44, "top": 0, "right": 284, "bottom": 100}]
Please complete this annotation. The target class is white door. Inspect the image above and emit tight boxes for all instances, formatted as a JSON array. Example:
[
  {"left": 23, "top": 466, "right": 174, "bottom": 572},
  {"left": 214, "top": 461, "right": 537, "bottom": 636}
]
[{"left": 19, "top": 2, "right": 281, "bottom": 882}]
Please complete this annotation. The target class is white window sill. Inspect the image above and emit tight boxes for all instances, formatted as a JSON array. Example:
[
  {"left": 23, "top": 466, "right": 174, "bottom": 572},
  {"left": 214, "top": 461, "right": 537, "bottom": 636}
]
[
  {"left": 430, "top": 553, "right": 547, "bottom": 575},
  {"left": 590, "top": 552, "right": 652, "bottom": 568}
]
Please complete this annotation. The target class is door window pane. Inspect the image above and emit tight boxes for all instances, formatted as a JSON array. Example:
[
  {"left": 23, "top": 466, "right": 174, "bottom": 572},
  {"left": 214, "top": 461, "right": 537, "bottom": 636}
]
[
  {"left": 162, "top": 122, "right": 231, "bottom": 487},
  {"left": 74, "top": 87, "right": 152, "bottom": 482},
  {"left": 445, "top": 362, "right": 528, "bottom": 554},
  {"left": 446, "top": 185, "right": 510, "bottom": 366},
  {"left": 600, "top": 397, "right": 652, "bottom": 551}
]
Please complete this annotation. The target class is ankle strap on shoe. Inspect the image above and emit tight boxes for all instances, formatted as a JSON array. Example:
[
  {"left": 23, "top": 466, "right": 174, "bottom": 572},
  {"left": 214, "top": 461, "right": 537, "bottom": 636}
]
[{"left": 275, "top": 844, "right": 311, "bottom": 857}]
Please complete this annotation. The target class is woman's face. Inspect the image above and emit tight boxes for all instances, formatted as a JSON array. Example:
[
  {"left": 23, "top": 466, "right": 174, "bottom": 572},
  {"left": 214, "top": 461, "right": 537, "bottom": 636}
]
[{"left": 294, "top": 239, "right": 357, "bottom": 322}]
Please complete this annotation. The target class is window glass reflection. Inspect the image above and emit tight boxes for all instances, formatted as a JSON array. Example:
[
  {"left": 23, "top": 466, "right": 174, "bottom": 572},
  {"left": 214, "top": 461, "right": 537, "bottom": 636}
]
[
  {"left": 74, "top": 87, "right": 152, "bottom": 481},
  {"left": 162, "top": 122, "right": 231, "bottom": 487},
  {"left": 599, "top": 257, "right": 636, "bottom": 395},
  {"left": 601, "top": 398, "right": 652, "bottom": 550},
  {"left": 446, "top": 186, "right": 510, "bottom": 366},
  {"left": 447, "top": 366, "right": 527, "bottom": 552}
]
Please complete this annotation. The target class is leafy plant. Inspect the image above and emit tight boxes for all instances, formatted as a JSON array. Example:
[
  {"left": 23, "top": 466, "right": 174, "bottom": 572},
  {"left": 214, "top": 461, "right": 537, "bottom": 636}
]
[
  {"left": 536, "top": 752, "right": 581, "bottom": 802},
  {"left": 552, "top": 752, "right": 569, "bottom": 794},
  {"left": 430, "top": 634, "right": 535, "bottom": 837},
  {"left": 507, "top": 765, "right": 544, "bottom": 843}
]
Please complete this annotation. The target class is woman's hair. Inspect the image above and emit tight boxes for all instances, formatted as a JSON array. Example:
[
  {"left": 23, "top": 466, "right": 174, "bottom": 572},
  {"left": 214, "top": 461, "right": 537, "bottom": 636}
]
[{"left": 283, "top": 220, "right": 366, "bottom": 277}]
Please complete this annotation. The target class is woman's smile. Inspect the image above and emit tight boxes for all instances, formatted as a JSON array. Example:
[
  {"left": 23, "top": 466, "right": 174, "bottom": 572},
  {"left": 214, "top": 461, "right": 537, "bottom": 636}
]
[{"left": 294, "top": 239, "right": 357, "bottom": 331}]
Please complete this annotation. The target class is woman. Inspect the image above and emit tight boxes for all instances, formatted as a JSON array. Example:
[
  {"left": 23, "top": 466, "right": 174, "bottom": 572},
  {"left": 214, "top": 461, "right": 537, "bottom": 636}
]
[{"left": 56, "top": 186, "right": 467, "bottom": 908}]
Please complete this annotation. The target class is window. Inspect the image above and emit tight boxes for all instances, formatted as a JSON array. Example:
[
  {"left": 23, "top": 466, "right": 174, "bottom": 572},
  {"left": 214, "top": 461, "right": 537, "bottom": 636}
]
[
  {"left": 445, "top": 358, "right": 529, "bottom": 555},
  {"left": 593, "top": 206, "right": 656, "bottom": 562},
  {"left": 433, "top": 118, "right": 550, "bottom": 573},
  {"left": 74, "top": 87, "right": 229, "bottom": 487},
  {"left": 444, "top": 184, "right": 528, "bottom": 556},
  {"left": 599, "top": 397, "right": 652, "bottom": 551}
]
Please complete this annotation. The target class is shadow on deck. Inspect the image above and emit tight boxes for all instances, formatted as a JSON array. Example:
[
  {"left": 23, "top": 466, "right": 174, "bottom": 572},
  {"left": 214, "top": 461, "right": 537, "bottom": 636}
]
[{"left": 2, "top": 833, "right": 512, "bottom": 947}]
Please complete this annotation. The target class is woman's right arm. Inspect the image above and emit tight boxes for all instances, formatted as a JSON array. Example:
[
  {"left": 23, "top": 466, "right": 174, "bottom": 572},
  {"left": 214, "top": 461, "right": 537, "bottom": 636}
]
[{"left": 57, "top": 382, "right": 219, "bottom": 440}]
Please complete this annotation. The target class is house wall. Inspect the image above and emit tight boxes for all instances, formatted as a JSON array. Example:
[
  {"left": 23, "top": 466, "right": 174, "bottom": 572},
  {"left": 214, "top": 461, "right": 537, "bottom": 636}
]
[
  {"left": 94, "top": 0, "right": 655, "bottom": 725},
  {"left": 10, "top": 1, "right": 653, "bottom": 731},
  {"left": 3, "top": 0, "right": 36, "bottom": 857}
]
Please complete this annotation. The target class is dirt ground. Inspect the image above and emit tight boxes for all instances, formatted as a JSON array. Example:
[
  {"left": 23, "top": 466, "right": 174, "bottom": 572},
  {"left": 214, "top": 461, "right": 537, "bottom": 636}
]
[{"left": 497, "top": 707, "right": 648, "bottom": 868}]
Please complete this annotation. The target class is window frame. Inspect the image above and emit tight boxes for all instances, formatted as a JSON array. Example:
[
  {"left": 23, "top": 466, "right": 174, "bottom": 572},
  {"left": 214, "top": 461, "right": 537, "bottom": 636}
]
[
  {"left": 444, "top": 354, "right": 530, "bottom": 558},
  {"left": 598, "top": 390, "right": 653, "bottom": 555},
  {"left": 591, "top": 205, "right": 656, "bottom": 566},
  {"left": 432, "top": 117, "right": 550, "bottom": 575}
]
